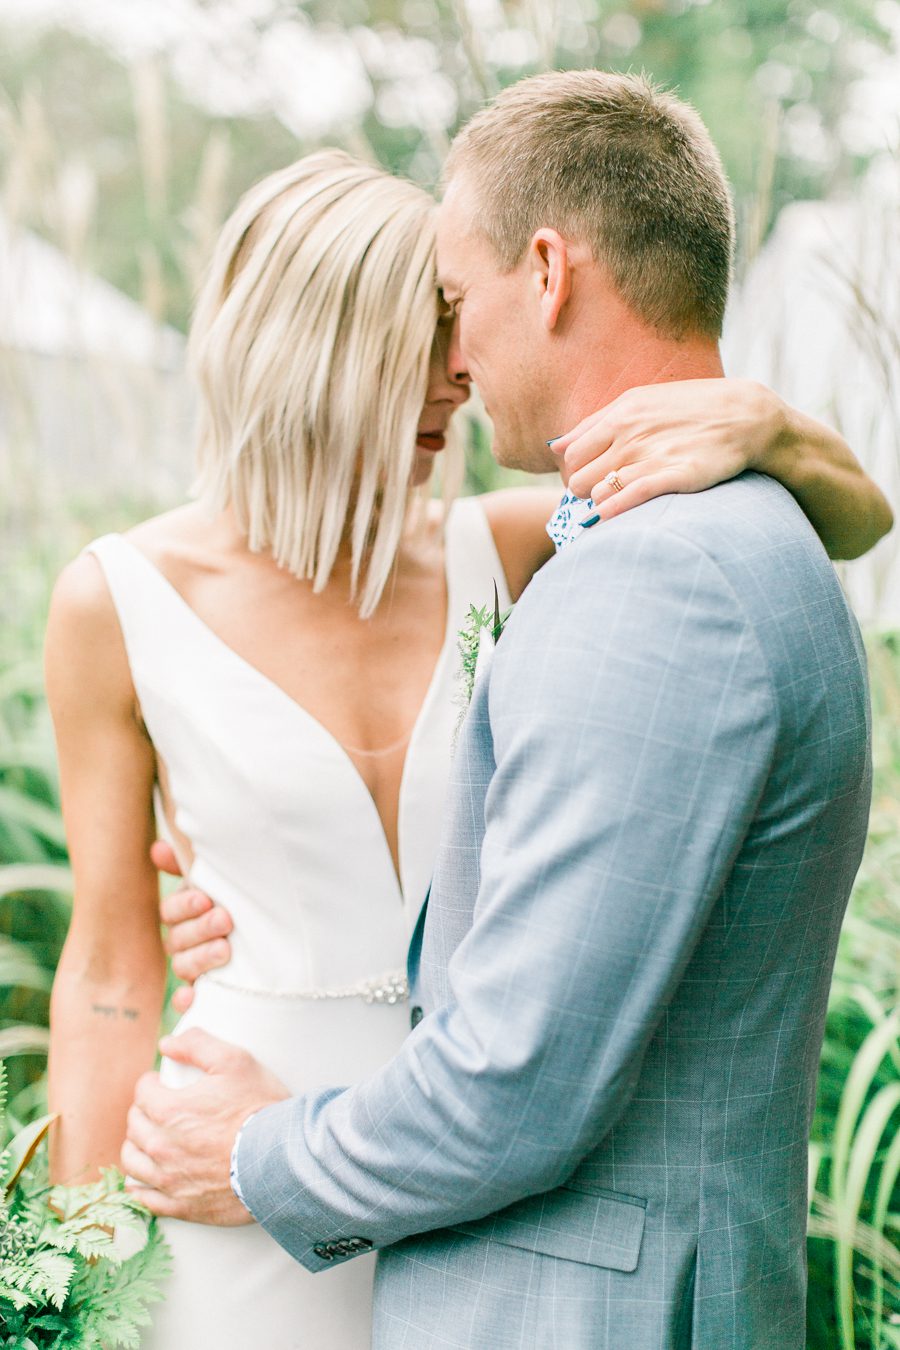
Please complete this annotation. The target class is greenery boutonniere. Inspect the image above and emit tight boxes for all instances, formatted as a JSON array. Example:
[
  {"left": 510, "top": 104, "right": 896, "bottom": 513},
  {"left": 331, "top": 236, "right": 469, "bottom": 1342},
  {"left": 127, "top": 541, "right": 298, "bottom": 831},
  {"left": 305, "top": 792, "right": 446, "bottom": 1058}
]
[
  {"left": 454, "top": 580, "right": 512, "bottom": 741},
  {"left": 0, "top": 1063, "right": 171, "bottom": 1349}
]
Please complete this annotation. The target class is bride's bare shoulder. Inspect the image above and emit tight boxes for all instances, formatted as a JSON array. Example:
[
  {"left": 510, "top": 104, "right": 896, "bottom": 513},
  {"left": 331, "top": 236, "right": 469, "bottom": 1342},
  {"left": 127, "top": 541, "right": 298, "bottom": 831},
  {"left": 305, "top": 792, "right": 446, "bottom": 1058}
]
[
  {"left": 49, "top": 504, "right": 199, "bottom": 621},
  {"left": 45, "top": 553, "right": 131, "bottom": 716},
  {"left": 47, "top": 503, "right": 211, "bottom": 686}
]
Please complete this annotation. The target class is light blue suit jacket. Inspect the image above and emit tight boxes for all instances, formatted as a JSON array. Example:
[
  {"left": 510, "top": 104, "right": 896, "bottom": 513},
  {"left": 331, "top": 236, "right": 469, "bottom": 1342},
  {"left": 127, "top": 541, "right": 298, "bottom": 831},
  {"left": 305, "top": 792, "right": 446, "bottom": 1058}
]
[{"left": 237, "top": 474, "right": 871, "bottom": 1348}]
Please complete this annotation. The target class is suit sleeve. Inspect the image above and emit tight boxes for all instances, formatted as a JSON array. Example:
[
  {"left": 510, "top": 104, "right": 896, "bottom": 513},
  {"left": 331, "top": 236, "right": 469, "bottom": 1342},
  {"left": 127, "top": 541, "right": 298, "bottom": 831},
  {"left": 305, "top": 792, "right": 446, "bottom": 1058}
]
[{"left": 234, "top": 520, "right": 778, "bottom": 1270}]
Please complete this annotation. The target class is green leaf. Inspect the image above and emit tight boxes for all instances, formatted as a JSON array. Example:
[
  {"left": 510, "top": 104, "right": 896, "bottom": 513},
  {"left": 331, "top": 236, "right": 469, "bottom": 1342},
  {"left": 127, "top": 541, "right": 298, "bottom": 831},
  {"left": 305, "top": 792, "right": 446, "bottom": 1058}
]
[
  {"left": 0, "top": 1277, "right": 32, "bottom": 1309},
  {"left": 23, "top": 1248, "right": 75, "bottom": 1308},
  {"left": 0, "top": 786, "right": 67, "bottom": 848},
  {"left": 44, "top": 1168, "right": 157, "bottom": 1265},
  {"left": 27, "top": 1312, "right": 69, "bottom": 1330},
  {"left": 831, "top": 1011, "right": 900, "bottom": 1207},
  {"left": 835, "top": 1082, "right": 900, "bottom": 1347},
  {"left": 871, "top": 1122, "right": 900, "bottom": 1340},
  {"left": 847, "top": 983, "right": 900, "bottom": 1075},
  {"left": 0, "top": 1026, "right": 50, "bottom": 1058},
  {"left": 4, "top": 1112, "right": 58, "bottom": 1197},
  {"left": 0, "top": 863, "right": 73, "bottom": 899},
  {"left": 808, "top": 1139, "right": 825, "bottom": 1209},
  {"left": 67, "top": 1214, "right": 172, "bottom": 1348},
  {"left": 0, "top": 936, "right": 53, "bottom": 993}
]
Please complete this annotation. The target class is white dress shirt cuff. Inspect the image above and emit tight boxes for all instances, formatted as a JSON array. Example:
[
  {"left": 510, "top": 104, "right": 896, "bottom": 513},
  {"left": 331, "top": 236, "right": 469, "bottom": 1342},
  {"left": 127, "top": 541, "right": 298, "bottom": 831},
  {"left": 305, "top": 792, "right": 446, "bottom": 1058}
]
[{"left": 230, "top": 1109, "right": 261, "bottom": 1205}]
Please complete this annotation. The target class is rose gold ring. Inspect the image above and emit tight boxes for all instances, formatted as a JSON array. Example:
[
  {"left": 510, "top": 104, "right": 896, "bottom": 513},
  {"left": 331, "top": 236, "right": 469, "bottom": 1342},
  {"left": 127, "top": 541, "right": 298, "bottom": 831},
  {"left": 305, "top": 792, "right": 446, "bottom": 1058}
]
[{"left": 604, "top": 471, "right": 625, "bottom": 493}]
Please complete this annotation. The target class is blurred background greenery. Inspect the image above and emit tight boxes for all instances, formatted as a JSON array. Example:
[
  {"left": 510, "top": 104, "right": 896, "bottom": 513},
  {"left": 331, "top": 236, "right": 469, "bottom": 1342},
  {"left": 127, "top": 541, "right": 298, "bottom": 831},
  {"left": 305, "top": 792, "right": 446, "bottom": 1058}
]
[{"left": 0, "top": 1, "right": 898, "bottom": 1345}]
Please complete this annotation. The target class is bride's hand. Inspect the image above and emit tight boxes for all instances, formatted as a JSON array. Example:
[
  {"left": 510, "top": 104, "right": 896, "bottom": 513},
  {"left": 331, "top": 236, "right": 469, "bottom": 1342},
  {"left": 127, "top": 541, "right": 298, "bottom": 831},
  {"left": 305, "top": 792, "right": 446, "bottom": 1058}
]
[
  {"left": 549, "top": 378, "right": 892, "bottom": 559},
  {"left": 552, "top": 378, "right": 787, "bottom": 517}
]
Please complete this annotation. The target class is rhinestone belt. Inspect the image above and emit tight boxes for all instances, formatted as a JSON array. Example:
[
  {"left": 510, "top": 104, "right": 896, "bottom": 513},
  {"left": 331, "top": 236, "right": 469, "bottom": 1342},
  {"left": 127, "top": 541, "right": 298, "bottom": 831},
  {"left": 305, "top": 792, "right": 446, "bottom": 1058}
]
[{"left": 204, "top": 970, "right": 409, "bottom": 1005}]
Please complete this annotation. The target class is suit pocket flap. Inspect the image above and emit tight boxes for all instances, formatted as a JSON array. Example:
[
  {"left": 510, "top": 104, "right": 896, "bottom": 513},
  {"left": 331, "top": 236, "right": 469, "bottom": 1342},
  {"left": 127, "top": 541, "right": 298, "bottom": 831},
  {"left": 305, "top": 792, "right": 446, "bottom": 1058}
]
[{"left": 449, "top": 1184, "right": 646, "bottom": 1272}]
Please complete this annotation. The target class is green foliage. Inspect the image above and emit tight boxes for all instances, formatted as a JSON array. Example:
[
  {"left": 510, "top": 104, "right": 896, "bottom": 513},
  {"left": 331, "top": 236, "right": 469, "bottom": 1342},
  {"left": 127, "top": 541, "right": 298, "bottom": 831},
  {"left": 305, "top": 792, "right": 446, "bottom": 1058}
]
[
  {"left": 455, "top": 592, "right": 512, "bottom": 710},
  {"left": 806, "top": 636, "right": 900, "bottom": 1349},
  {"left": 0, "top": 1063, "right": 171, "bottom": 1347},
  {"left": 0, "top": 644, "right": 69, "bottom": 1113}
]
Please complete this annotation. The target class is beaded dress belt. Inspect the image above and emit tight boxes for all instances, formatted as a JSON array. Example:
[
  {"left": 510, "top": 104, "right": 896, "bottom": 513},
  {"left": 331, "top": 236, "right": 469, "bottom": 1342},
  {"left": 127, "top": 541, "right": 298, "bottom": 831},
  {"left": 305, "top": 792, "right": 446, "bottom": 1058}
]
[{"left": 204, "top": 970, "right": 409, "bottom": 1005}]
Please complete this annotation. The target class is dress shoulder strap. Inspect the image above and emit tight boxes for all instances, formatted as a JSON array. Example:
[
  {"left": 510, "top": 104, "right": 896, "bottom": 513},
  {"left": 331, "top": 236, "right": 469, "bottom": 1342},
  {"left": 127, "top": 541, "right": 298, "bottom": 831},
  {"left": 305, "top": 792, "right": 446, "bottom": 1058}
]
[
  {"left": 443, "top": 495, "right": 513, "bottom": 623},
  {"left": 83, "top": 532, "right": 198, "bottom": 686}
]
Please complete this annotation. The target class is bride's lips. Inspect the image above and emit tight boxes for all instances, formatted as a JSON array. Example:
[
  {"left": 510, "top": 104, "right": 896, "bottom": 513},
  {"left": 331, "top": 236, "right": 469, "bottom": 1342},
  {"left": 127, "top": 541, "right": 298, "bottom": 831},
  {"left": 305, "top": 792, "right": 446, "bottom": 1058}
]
[{"left": 416, "top": 431, "right": 446, "bottom": 452}]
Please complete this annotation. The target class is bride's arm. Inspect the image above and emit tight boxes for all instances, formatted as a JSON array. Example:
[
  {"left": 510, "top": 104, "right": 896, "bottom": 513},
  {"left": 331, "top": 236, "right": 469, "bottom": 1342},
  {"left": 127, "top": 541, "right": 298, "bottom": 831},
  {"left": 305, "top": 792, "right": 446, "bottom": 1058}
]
[
  {"left": 45, "top": 555, "right": 167, "bottom": 1185},
  {"left": 483, "top": 380, "right": 892, "bottom": 598}
]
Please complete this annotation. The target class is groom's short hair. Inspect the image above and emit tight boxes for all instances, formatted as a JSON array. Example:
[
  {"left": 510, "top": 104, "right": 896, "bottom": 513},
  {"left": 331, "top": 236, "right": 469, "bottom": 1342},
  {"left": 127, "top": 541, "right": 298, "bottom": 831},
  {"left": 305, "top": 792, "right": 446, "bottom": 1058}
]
[{"left": 444, "top": 69, "right": 734, "bottom": 340}]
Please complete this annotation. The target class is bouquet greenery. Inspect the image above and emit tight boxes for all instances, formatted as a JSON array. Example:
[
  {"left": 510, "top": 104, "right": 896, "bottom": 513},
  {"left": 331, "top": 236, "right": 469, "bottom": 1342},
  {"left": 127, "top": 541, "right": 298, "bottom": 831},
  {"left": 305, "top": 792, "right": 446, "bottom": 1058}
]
[{"left": 0, "top": 1064, "right": 170, "bottom": 1349}]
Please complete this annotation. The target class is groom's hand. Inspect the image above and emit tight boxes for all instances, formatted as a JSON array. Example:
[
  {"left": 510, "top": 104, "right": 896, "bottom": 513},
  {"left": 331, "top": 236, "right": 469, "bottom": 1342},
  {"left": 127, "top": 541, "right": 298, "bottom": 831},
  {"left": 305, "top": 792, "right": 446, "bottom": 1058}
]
[
  {"left": 122, "top": 1028, "right": 290, "bottom": 1225},
  {"left": 152, "top": 841, "right": 234, "bottom": 1012}
]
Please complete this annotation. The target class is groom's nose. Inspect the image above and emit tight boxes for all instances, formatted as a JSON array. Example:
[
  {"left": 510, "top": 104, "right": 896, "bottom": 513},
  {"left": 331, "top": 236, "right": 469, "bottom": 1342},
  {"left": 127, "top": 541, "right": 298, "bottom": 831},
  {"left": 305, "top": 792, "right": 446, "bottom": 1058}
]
[{"left": 446, "top": 317, "right": 471, "bottom": 388}]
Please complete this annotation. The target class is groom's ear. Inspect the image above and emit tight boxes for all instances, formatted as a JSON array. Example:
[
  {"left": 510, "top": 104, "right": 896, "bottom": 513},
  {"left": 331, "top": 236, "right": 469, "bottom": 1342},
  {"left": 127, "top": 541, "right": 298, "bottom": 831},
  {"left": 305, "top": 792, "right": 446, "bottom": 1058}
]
[{"left": 529, "top": 228, "right": 572, "bottom": 333}]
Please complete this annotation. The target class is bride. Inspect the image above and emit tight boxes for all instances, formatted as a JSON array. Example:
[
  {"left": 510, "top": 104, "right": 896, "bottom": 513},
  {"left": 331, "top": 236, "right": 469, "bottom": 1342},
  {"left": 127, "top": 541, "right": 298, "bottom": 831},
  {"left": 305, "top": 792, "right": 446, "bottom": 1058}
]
[{"left": 44, "top": 148, "right": 890, "bottom": 1349}]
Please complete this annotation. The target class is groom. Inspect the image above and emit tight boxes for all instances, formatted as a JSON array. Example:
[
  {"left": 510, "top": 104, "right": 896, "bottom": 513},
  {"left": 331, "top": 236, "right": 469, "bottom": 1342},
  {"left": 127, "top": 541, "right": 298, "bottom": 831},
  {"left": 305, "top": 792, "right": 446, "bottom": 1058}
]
[{"left": 124, "top": 71, "right": 871, "bottom": 1347}]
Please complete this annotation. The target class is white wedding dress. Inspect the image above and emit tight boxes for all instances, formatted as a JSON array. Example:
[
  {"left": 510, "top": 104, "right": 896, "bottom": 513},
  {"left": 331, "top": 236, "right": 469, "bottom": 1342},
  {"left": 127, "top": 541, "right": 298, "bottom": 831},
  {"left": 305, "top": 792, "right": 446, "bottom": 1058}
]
[{"left": 86, "top": 497, "right": 511, "bottom": 1350}]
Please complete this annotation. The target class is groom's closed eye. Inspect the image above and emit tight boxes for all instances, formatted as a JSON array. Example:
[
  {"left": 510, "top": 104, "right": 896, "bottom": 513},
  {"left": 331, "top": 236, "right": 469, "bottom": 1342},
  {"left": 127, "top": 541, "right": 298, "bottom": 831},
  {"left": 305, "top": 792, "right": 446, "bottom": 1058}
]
[{"left": 438, "top": 290, "right": 463, "bottom": 318}]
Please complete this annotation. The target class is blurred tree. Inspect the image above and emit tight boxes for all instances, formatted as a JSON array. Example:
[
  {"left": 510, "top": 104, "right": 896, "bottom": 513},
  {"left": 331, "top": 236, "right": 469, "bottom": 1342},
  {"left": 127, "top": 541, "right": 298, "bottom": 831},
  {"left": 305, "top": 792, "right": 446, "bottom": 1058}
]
[
  {"left": 0, "top": 0, "right": 895, "bottom": 324},
  {"left": 0, "top": 25, "right": 299, "bottom": 330}
]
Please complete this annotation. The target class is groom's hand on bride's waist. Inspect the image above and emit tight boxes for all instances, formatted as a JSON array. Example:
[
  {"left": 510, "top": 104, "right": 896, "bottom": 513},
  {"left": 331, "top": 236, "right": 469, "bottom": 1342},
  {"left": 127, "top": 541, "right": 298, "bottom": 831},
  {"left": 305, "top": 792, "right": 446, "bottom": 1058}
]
[
  {"left": 122, "top": 1027, "right": 289, "bottom": 1225},
  {"left": 152, "top": 841, "right": 234, "bottom": 1013}
]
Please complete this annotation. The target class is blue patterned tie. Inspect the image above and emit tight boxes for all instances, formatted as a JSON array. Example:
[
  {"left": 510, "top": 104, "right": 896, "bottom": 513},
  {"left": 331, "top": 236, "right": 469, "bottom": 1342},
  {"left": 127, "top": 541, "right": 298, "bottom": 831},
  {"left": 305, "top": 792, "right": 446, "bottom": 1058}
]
[{"left": 545, "top": 489, "right": 601, "bottom": 552}]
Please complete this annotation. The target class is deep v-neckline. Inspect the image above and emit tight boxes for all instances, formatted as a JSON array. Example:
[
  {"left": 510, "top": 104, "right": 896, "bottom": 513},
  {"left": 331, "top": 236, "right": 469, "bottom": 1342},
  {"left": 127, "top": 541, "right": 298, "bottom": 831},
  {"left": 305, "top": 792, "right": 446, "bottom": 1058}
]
[{"left": 112, "top": 534, "right": 454, "bottom": 900}]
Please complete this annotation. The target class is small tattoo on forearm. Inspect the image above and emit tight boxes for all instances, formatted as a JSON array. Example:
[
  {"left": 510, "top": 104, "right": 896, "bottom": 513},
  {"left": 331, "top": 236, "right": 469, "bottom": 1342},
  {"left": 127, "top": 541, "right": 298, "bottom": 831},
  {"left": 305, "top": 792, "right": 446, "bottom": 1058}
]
[{"left": 91, "top": 1003, "right": 140, "bottom": 1022}]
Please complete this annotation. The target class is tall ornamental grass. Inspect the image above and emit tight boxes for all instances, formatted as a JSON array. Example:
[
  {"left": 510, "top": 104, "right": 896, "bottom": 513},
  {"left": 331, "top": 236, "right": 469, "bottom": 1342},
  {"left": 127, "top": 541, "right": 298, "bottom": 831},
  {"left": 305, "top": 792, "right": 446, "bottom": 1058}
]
[{"left": 805, "top": 636, "right": 900, "bottom": 1349}]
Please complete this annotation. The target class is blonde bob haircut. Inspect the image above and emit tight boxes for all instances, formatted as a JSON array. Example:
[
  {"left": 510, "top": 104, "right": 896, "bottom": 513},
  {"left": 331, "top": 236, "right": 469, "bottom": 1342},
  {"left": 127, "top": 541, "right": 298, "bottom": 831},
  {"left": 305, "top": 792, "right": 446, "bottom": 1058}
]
[{"left": 190, "top": 149, "right": 449, "bottom": 617}]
